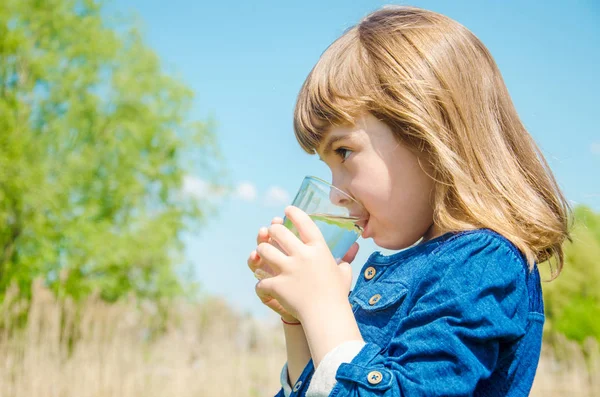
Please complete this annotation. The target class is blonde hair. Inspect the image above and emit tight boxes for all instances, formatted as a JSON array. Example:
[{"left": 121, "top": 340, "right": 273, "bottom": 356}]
[{"left": 293, "top": 6, "right": 571, "bottom": 277}]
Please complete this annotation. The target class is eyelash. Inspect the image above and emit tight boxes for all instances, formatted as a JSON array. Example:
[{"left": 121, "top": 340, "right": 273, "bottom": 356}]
[{"left": 334, "top": 147, "right": 352, "bottom": 162}]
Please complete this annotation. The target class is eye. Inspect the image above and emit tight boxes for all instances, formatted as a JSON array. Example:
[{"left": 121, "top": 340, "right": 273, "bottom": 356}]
[{"left": 334, "top": 147, "right": 352, "bottom": 162}]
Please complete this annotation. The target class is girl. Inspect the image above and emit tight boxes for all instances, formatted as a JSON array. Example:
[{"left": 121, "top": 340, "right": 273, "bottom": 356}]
[{"left": 247, "top": 6, "right": 570, "bottom": 396}]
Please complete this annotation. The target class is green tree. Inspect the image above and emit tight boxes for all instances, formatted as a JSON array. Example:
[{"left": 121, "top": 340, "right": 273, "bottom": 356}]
[
  {"left": 0, "top": 0, "right": 222, "bottom": 303},
  {"left": 542, "top": 205, "right": 600, "bottom": 343}
]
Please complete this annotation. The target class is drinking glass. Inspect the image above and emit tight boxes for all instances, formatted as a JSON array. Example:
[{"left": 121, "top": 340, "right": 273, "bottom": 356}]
[{"left": 255, "top": 176, "right": 366, "bottom": 280}]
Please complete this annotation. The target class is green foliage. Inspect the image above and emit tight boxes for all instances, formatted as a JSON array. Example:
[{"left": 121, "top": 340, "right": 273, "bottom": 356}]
[
  {"left": 542, "top": 205, "right": 600, "bottom": 343},
  {"left": 0, "top": 0, "right": 222, "bottom": 303}
]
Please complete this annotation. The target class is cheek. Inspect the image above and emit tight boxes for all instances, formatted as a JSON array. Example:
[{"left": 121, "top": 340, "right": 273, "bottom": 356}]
[
  {"left": 348, "top": 158, "right": 394, "bottom": 207},
  {"left": 352, "top": 172, "right": 392, "bottom": 214},
  {"left": 368, "top": 165, "right": 435, "bottom": 246}
]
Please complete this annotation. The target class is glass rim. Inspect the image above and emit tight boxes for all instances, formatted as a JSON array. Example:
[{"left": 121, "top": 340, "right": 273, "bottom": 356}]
[{"left": 304, "top": 176, "right": 364, "bottom": 209}]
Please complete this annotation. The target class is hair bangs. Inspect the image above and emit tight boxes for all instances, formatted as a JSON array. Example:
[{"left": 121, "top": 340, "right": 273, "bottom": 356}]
[{"left": 293, "top": 28, "right": 374, "bottom": 154}]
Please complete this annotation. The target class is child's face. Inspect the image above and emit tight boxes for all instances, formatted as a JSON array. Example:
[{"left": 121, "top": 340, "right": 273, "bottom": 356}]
[{"left": 317, "top": 113, "right": 438, "bottom": 250}]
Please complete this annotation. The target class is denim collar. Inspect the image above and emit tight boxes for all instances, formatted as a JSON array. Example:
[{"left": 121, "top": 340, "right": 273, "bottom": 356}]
[{"left": 365, "top": 231, "right": 459, "bottom": 265}]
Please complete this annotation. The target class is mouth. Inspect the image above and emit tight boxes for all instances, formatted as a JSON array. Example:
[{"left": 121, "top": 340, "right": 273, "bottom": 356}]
[
  {"left": 361, "top": 218, "right": 370, "bottom": 238},
  {"left": 354, "top": 215, "right": 369, "bottom": 234}
]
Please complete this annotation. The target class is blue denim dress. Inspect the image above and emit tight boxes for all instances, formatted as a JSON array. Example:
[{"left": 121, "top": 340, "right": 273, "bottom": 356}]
[{"left": 276, "top": 229, "right": 544, "bottom": 396}]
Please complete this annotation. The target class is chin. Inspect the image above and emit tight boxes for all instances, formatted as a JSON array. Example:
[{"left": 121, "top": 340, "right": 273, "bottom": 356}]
[
  {"left": 373, "top": 236, "right": 416, "bottom": 251},
  {"left": 373, "top": 231, "right": 426, "bottom": 251}
]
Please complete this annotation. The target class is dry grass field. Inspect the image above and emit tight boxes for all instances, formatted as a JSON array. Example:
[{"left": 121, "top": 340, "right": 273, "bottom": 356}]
[{"left": 0, "top": 281, "right": 597, "bottom": 396}]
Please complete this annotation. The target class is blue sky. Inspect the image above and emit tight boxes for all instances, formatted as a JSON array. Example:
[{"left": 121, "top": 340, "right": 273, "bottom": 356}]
[{"left": 114, "top": 0, "right": 599, "bottom": 319}]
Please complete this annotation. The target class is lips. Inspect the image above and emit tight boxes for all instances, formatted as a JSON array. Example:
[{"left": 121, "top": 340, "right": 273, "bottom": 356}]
[
  {"left": 354, "top": 216, "right": 369, "bottom": 236},
  {"left": 361, "top": 218, "right": 371, "bottom": 238},
  {"left": 350, "top": 208, "right": 369, "bottom": 236}
]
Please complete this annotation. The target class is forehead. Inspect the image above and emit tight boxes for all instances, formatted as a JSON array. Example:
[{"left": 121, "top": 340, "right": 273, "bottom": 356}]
[{"left": 316, "top": 115, "right": 381, "bottom": 157}]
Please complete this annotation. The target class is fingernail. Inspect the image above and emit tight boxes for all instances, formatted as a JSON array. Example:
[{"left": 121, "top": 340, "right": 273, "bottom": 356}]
[{"left": 254, "top": 269, "right": 272, "bottom": 280}]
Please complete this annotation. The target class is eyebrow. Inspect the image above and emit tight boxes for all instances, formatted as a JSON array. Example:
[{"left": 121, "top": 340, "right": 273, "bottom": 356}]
[{"left": 318, "top": 134, "right": 351, "bottom": 161}]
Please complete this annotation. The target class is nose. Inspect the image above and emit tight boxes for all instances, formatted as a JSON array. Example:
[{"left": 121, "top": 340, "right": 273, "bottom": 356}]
[
  {"left": 329, "top": 174, "right": 353, "bottom": 208},
  {"left": 329, "top": 185, "right": 352, "bottom": 208}
]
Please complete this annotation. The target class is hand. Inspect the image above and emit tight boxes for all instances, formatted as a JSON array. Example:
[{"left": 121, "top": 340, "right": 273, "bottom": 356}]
[
  {"left": 254, "top": 206, "right": 360, "bottom": 323},
  {"left": 248, "top": 216, "right": 298, "bottom": 323}
]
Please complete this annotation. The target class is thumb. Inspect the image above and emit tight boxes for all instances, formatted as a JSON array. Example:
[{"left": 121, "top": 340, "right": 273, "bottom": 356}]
[
  {"left": 341, "top": 242, "right": 359, "bottom": 264},
  {"left": 255, "top": 277, "right": 279, "bottom": 302},
  {"left": 337, "top": 261, "right": 354, "bottom": 291}
]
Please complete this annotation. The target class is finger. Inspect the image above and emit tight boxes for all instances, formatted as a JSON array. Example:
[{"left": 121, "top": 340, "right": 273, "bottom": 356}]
[
  {"left": 256, "top": 242, "right": 288, "bottom": 273},
  {"left": 268, "top": 223, "right": 303, "bottom": 255},
  {"left": 253, "top": 268, "right": 272, "bottom": 280},
  {"left": 256, "top": 227, "right": 269, "bottom": 245},
  {"left": 255, "top": 276, "right": 279, "bottom": 303},
  {"left": 337, "top": 261, "right": 354, "bottom": 291},
  {"left": 260, "top": 295, "right": 295, "bottom": 321},
  {"left": 247, "top": 250, "right": 261, "bottom": 272},
  {"left": 284, "top": 206, "right": 323, "bottom": 245},
  {"left": 341, "top": 242, "right": 360, "bottom": 264},
  {"left": 256, "top": 217, "right": 284, "bottom": 246},
  {"left": 248, "top": 250, "right": 277, "bottom": 277}
]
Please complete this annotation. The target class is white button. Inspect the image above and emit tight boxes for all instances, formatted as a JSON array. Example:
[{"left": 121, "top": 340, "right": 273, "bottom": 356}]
[
  {"left": 369, "top": 294, "right": 381, "bottom": 305},
  {"left": 293, "top": 380, "right": 302, "bottom": 392},
  {"left": 364, "top": 266, "right": 376, "bottom": 280},
  {"left": 367, "top": 370, "right": 383, "bottom": 384}
]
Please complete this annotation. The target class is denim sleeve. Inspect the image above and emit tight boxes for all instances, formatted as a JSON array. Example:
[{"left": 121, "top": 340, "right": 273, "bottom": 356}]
[
  {"left": 275, "top": 359, "right": 315, "bottom": 397},
  {"left": 275, "top": 387, "right": 287, "bottom": 397},
  {"left": 329, "top": 232, "right": 530, "bottom": 396}
]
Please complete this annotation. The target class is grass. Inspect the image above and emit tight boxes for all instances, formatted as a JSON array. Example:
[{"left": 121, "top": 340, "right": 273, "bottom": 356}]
[
  {"left": 0, "top": 280, "right": 598, "bottom": 396},
  {"left": 0, "top": 280, "right": 286, "bottom": 396}
]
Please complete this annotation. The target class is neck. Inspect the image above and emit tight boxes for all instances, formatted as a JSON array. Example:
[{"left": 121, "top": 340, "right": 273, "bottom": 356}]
[{"left": 420, "top": 222, "right": 445, "bottom": 243}]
